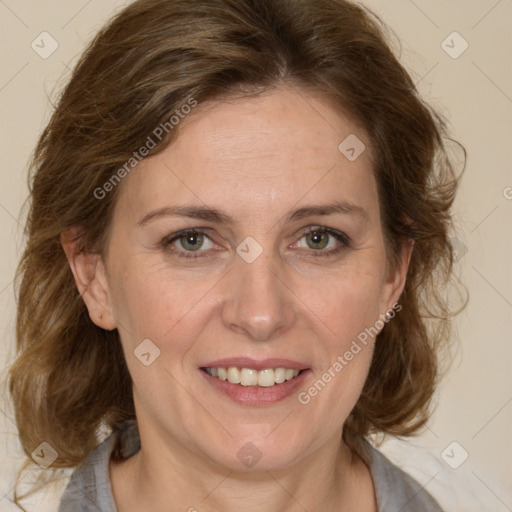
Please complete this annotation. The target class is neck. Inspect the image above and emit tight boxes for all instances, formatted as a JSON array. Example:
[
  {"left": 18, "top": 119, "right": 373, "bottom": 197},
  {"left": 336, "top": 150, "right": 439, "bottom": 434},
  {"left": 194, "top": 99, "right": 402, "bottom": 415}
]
[{"left": 110, "top": 423, "right": 376, "bottom": 512}]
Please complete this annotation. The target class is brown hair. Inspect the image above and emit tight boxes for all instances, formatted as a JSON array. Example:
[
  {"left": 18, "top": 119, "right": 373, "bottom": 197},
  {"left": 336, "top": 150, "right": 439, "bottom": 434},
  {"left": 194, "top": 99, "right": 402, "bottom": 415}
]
[{"left": 9, "top": 0, "right": 465, "bottom": 494}]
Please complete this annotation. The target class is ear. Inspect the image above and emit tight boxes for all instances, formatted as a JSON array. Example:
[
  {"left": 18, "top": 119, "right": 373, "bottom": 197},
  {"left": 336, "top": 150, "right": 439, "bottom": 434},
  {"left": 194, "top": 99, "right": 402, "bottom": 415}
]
[
  {"left": 60, "top": 227, "right": 117, "bottom": 330},
  {"left": 379, "top": 237, "right": 414, "bottom": 315}
]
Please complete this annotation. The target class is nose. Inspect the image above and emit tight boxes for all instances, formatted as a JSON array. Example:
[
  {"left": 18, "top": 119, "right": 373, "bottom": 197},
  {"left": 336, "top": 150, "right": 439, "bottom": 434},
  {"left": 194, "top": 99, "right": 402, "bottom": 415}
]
[{"left": 221, "top": 249, "right": 296, "bottom": 341}]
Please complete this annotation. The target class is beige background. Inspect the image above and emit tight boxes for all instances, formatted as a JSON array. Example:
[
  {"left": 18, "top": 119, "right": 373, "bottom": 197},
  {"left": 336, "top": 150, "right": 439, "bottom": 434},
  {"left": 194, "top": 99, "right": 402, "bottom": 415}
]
[{"left": 1, "top": 0, "right": 511, "bottom": 510}]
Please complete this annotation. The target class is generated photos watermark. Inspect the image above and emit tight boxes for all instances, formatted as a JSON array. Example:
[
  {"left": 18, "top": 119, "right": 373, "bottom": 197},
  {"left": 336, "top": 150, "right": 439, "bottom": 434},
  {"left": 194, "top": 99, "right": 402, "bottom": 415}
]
[
  {"left": 297, "top": 302, "right": 402, "bottom": 405},
  {"left": 94, "top": 98, "right": 198, "bottom": 200}
]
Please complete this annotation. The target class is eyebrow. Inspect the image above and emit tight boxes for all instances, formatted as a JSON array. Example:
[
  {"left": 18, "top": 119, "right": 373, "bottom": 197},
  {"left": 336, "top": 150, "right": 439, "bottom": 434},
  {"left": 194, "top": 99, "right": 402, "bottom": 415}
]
[{"left": 137, "top": 201, "right": 369, "bottom": 226}]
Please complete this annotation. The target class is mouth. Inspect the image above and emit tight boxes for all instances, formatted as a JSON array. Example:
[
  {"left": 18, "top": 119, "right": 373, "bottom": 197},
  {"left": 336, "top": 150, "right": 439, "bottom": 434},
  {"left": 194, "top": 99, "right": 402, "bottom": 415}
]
[
  {"left": 201, "top": 366, "right": 303, "bottom": 387},
  {"left": 200, "top": 358, "right": 310, "bottom": 406}
]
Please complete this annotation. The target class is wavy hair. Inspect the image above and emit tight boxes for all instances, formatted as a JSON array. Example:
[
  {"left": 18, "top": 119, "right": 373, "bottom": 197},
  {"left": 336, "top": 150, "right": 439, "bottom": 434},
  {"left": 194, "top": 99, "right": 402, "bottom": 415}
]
[{"left": 9, "top": 0, "right": 465, "bottom": 503}]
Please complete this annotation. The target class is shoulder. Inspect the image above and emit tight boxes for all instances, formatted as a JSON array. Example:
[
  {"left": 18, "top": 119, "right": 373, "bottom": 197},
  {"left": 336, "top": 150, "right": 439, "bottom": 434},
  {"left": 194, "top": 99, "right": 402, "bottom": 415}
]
[
  {"left": 58, "top": 420, "right": 140, "bottom": 512},
  {"left": 363, "top": 440, "right": 444, "bottom": 512}
]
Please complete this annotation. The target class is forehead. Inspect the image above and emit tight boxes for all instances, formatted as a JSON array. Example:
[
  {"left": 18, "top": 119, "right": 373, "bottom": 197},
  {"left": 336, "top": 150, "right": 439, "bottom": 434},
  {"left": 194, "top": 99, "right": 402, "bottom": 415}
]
[{"left": 114, "top": 86, "right": 378, "bottom": 223}]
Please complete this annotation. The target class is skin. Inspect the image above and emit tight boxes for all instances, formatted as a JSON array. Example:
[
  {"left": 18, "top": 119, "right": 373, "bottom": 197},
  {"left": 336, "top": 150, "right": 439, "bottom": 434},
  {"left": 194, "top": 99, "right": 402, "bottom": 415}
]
[{"left": 63, "top": 85, "right": 413, "bottom": 512}]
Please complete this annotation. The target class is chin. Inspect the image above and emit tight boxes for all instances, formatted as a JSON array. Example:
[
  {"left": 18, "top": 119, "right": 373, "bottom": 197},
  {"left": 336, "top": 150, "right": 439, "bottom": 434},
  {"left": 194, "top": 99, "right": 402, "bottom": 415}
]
[{"left": 200, "top": 428, "right": 314, "bottom": 473}]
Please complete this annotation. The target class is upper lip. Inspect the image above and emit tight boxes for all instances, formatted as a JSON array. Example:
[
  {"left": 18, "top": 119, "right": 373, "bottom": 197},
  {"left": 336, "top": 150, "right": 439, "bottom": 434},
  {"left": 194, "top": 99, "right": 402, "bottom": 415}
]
[{"left": 201, "top": 358, "right": 308, "bottom": 371}]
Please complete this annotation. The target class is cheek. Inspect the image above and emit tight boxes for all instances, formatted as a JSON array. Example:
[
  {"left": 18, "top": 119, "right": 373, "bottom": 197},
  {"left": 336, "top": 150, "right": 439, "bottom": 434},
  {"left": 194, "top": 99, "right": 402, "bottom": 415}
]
[
  {"left": 330, "top": 275, "right": 382, "bottom": 341},
  {"left": 295, "top": 269, "right": 382, "bottom": 436},
  {"left": 298, "top": 260, "right": 385, "bottom": 346},
  {"left": 108, "top": 266, "right": 216, "bottom": 408},
  {"left": 293, "top": 258, "right": 385, "bottom": 410},
  {"left": 108, "top": 260, "right": 221, "bottom": 350}
]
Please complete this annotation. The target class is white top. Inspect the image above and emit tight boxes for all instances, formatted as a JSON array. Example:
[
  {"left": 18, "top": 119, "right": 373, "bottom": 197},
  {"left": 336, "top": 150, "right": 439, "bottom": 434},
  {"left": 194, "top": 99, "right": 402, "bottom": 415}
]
[{"left": 58, "top": 420, "right": 444, "bottom": 511}]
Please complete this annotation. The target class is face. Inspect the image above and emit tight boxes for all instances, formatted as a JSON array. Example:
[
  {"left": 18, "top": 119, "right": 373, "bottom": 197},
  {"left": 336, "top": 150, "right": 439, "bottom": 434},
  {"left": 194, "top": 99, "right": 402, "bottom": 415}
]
[{"left": 74, "top": 86, "right": 410, "bottom": 471}]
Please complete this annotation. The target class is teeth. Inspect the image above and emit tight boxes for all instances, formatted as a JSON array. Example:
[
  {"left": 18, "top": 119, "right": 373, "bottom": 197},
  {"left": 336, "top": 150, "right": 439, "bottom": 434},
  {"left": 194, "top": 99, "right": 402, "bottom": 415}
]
[
  {"left": 240, "top": 368, "right": 258, "bottom": 386},
  {"left": 274, "top": 367, "right": 286, "bottom": 383},
  {"left": 227, "top": 367, "right": 241, "bottom": 384},
  {"left": 204, "top": 366, "right": 302, "bottom": 387},
  {"left": 257, "top": 369, "right": 275, "bottom": 387}
]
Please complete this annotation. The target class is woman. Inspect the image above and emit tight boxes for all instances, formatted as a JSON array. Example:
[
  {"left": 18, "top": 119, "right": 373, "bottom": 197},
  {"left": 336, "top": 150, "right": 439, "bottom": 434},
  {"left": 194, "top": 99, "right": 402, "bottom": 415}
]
[{"left": 9, "top": 0, "right": 463, "bottom": 510}]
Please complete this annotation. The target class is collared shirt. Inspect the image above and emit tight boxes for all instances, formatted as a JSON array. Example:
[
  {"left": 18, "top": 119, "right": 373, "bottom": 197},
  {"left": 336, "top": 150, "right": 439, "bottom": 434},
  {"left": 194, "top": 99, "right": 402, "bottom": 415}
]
[{"left": 58, "top": 420, "right": 444, "bottom": 512}]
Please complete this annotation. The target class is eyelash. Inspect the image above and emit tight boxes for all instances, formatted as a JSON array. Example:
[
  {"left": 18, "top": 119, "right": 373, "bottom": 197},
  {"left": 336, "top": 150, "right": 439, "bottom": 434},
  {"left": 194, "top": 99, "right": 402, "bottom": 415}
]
[{"left": 161, "top": 227, "right": 351, "bottom": 260}]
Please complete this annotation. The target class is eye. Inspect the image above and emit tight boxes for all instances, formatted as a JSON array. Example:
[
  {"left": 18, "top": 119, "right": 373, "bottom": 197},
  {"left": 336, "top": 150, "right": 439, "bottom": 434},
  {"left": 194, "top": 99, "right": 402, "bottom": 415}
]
[
  {"left": 161, "top": 226, "right": 349, "bottom": 260},
  {"left": 294, "top": 227, "right": 350, "bottom": 256},
  {"left": 162, "top": 229, "right": 215, "bottom": 258}
]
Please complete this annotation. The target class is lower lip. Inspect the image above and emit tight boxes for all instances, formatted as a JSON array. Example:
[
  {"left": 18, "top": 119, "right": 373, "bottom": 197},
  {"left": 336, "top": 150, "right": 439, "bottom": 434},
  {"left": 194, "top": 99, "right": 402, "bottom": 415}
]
[{"left": 200, "top": 369, "right": 311, "bottom": 406}]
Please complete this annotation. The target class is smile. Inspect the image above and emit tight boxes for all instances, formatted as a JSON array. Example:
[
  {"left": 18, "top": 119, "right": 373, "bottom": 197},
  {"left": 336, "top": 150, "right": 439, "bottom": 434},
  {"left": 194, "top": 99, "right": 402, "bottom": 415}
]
[{"left": 203, "top": 367, "right": 301, "bottom": 387}]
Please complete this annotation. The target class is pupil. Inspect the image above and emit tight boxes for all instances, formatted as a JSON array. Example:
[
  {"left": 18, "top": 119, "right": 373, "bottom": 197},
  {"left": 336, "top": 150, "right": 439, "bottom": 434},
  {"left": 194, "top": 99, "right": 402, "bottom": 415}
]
[
  {"left": 308, "top": 231, "right": 328, "bottom": 249},
  {"left": 183, "top": 233, "right": 202, "bottom": 250}
]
